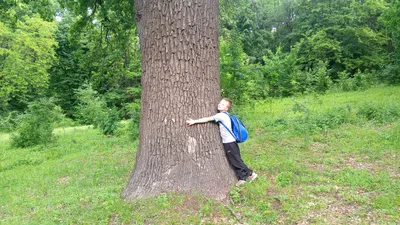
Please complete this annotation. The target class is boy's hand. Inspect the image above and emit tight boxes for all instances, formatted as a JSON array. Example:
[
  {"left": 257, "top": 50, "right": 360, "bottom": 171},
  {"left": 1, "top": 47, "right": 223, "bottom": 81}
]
[{"left": 186, "top": 119, "right": 196, "bottom": 126}]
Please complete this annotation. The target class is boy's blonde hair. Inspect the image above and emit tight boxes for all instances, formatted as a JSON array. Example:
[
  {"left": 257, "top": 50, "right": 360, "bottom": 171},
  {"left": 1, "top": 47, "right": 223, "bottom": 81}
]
[{"left": 222, "top": 98, "right": 232, "bottom": 109}]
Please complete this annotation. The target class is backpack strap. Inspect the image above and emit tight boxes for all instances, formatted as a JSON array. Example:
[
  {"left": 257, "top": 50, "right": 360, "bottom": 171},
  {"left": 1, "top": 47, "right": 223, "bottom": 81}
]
[{"left": 220, "top": 112, "right": 237, "bottom": 140}]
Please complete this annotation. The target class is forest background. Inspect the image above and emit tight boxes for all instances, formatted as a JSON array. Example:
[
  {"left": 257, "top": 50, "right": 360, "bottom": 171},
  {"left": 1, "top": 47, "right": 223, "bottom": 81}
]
[{"left": 1, "top": 0, "right": 400, "bottom": 139}]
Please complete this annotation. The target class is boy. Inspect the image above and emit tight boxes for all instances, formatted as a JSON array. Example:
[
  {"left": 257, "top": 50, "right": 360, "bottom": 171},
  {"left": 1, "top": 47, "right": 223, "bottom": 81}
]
[{"left": 186, "top": 98, "right": 257, "bottom": 186}]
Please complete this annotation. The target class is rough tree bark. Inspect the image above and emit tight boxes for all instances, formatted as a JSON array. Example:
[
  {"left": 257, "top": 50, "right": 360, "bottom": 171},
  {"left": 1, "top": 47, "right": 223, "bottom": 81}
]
[{"left": 122, "top": 0, "right": 236, "bottom": 200}]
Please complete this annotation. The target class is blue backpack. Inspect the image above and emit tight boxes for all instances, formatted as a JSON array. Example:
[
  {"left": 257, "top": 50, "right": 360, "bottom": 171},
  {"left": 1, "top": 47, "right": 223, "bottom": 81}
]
[{"left": 220, "top": 112, "right": 249, "bottom": 143}]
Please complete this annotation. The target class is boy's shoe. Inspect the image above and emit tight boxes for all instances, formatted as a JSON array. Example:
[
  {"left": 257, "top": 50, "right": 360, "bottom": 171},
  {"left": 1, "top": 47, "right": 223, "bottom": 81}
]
[
  {"left": 248, "top": 172, "right": 258, "bottom": 182},
  {"left": 236, "top": 180, "right": 246, "bottom": 186}
]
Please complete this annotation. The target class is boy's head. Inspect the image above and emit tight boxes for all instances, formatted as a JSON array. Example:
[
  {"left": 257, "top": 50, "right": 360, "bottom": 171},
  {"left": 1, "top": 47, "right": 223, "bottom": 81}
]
[{"left": 218, "top": 98, "right": 232, "bottom": 112}]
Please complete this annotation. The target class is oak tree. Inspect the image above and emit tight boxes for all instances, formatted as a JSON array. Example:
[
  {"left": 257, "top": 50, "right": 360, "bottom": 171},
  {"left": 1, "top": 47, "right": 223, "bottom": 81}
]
[{"left": 122, "top": 0, "right": 237, "bottom": 200}]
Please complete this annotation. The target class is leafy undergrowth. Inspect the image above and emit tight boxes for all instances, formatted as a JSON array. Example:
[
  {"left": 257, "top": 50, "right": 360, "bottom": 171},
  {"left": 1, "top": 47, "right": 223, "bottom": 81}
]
[{"left": 1, "top": 86, "right": 399, "bottom": 224}]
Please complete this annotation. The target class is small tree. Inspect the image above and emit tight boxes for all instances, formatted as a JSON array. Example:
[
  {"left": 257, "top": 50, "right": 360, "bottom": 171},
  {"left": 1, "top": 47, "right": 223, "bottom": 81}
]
[
  {"left": 11, "top": 98, "right": 62, "bottom": 148},
  {"left": 75, "top": 83, "right": 120, "bottom": 135}
]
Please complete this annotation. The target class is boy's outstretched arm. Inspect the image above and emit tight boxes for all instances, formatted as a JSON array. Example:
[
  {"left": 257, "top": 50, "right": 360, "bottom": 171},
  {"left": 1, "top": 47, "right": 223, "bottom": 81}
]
[{"left": 186, "top": 117, "right": 214, "bottom": 126}]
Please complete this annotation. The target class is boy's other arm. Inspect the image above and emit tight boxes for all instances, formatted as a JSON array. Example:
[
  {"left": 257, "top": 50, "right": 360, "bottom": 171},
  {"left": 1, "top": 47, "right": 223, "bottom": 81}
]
[{"left": 186, "top": 117, "right": 215, "bottom": 126}]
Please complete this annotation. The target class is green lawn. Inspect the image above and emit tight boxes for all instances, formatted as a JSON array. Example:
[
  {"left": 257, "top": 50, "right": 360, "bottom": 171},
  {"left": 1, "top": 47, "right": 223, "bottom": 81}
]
[{"left": 1, "top": 86, "right": 399, "bottom": 224}]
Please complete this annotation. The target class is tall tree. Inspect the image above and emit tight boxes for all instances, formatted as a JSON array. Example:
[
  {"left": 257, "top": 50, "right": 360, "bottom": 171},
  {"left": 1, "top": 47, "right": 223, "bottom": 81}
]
[
  {"left": 382, "top": 0, "right": 400, "bottom": 71},
  {"left": 122, "top": 0, "right": 236, "bottom": 199},
  {"left": 48, "top": 14, "right": 90, "bottom": 117},
  {"left": 56, "top": 0, "right": 142, "bottom": 117},
  {"left": 0, "top": 15, "right": 57, "bottom": 111}
]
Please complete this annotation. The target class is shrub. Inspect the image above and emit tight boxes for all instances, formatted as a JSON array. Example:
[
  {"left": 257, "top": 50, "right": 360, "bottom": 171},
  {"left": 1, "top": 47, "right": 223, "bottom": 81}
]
[
  {"left": 11, "top": 98, "right": 62, "bottom": 148},
  {"left": 333, "top": 70, "right": 375, "bottom": 92},
  {"left": 357, "top": 102, "right": 400, "bottom": 123},
  {"left": 379, "top": 63, "right": 400, "bottom": 84},
  {"left": 98, "top": 108, "right": 120, "bottom": 135},
  {"left": 75, "top": 83, "right": 107, "bottom": 126},
  {"left": 53, "top": 117, "right": 77, "bottom": 128},
  {"left": 75, "top": 83, "right": 121, "bottom": 135},
  {"left": 124, "top": 102, "right": 140, "bottom": 141},
  {"left": 267, "top": 103, "right": 354, "bottom": 134},
  {"left": 0, "top": 111, "right": 20, "bottom": 132},
  {"left": 308, "top": 105, "right": 353, "bottom": 131}
]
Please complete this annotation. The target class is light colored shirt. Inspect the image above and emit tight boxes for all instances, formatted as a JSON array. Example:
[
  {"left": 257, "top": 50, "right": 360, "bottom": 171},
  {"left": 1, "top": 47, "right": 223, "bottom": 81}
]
[{"left": 213, "top": 112, "right": 236, "bottom": 143}]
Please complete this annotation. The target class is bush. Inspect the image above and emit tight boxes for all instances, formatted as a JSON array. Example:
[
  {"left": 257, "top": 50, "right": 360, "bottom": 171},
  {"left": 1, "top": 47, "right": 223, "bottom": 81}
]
[
  {"left": 98, "top": 108, "right": 120, "bottom": 135},
  {"left": 53, "top": 117, "right": 77, "bottom": 128},
  {"left": 0, "top": 111, "right": 20, "bottom": 132},
  {"left": 118, "top": 102, "right": 140, "bottom": 140},
  {"left": 307, "top": 105, "right": 353, "bottom": 132},
  {"left": 379, "top": 64, "right": 400, "bottom": 84},
  {"left": 333, "top": 70, "right": 375, "bottom": 92},
  {"left": 264, "top": 104, "right": 355, "bottom": 134},
  {"left": 75, "top": 83, "right": 121, "bottom": 135},
  {"left": 75, "top": 83, "right": 107, "bottom": 126},
  {"left": 357, "top": 102, "right": 400, "bottom": 123},
  {"left": 128, "top": 103, "right": 141, "bottom": 140},
  {"left": 11, "top": 98, "right": 62, "bottom": 148}
]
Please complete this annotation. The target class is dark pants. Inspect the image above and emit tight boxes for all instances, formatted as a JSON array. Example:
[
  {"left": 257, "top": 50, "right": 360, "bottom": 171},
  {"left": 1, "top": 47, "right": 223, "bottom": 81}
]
[{"left": 223, "top": 142, "right": 253, "bottom": 180}]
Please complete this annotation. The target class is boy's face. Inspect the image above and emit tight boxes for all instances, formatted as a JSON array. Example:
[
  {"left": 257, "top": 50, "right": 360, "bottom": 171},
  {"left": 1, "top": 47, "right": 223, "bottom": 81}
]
[{"left": 217, "top": 100, "right": 230, "bottom": 112}]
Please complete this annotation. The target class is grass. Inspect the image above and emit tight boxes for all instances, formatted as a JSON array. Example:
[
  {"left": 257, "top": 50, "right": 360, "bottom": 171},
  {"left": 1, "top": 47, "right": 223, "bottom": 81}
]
[
  {"left": 1, "top": 86, "right": 399, "bottom": 224},
  {"left": 0, "top": 133, "right": 9, "bottom": 142}
]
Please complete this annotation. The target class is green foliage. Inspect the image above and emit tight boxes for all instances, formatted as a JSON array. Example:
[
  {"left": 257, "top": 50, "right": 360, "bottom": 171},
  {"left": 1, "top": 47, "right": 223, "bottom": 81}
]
[
  {"left": 98, "top": 107, "right": 120, "bottom": 136},
  {"left": 220, "top": 33, "right": 252, "bottom": 102},
  {"left": 293, "top": 105, "right": 354, "bottom": 134},
  {"left": 53, "top": 116, "right": 77, "bottom": 128},
  {"left": 218, "top": 0, "right": 393, "bottom": 98},
  {"left": 263, "top": 92, "right": 400, "bottom": 137},
  {"left": 296, "top": 60, "right": 333, "bottom": 94},
  {"left": 57, "top": 0, "right": 142, "bottom": 118},
  {"left": 75, "top": 83, "right": 107, "bottom": 125},
  {"left": 0, "top": 111, "right": 20, "bottom": 132},
  {"left": 381, "top": 0, "right": 400, "bottom": 71},
  {"left": 379, "top": 63, "right": 400, "bottom": 84},
  {"left": 0, "top": 15, "right": 57, "bottom": 111},
  {"left": 276, "top": 171, "right": 294, "bottom": 187},
  {"left": 114, "top": 102, "right": 140, "bottom": 141},
  {"left": 11, "top": 98, "right": 62, "bottom": 147},
  {"left": 0, "top": 0, "right": 58, "bottom": 27},
  {"left": 336, "top": 27, "right": 387, "bottom": 74},
  {"left": 357, "top": 101, "right": 400, "bottom": 123},
  {"left": 128, "top": 103, "right": 141, "bottom": 140},
  {"left": 296, "top": 30, "right": 342, "bottom": 76},
  {"left": 261, "top": 47, "right": 299, "bottom": 97},
  {"left": 48, "top": 13, "right": 91, "bottom": 118},
  {"left": 373, "top": 193, "right": 400, "bottom": 215},
  {"left": 75, "top": 83, "right": 120, "bottom": 135},
  {"left": 336, "top": 168, "right": 375, "bottom": 189}
]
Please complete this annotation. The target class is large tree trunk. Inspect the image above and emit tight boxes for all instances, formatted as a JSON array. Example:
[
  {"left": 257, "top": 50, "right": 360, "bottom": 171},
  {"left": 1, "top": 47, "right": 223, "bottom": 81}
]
[{"left": 122, "top": 0, "right": 236, "bottom": 200}]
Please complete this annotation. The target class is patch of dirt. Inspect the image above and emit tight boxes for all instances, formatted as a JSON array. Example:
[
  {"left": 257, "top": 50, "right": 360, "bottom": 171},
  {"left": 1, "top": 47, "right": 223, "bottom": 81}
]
[
  {"left": 296, "top": 202, "right": 360, "bottom": 224},
  {"left": 266, "top": 187, "right": 276, "bottom": 196},
  {"left": 56, "top": 176, "right": 71, "bottom": 185},
  {"left": 175, "top": 196, "right": 236, "bottom": 225},
  {"left": 279, "top": 138, "right": 304, "bottom": 149},
  {"left": 308, "top": 162, "right": 327, "bottom": 172},
  {"left": 310, "top": 142, "right": 328, "bottom": 151},
  {"left": 179, "top": 196, "right": 201, "bottom": 212},
  {"left": 266, "top": 186, "right": 283, "bottom": 210},
  {"left": 254, "top": 128, "right": 265, "bottom": 135},
  {"left": 272, "top": 198, "right": 282, "bottom": 209},
  {"left": 342, "top": 157, "right": 377, "bottom": 172},
  {"left": 389, "top": 170, "right": 400, "bottom": 178},
  {"left": 108, "top": 212, "right": 119, "bottom": 225},
  {"left": 201, "top": 216, "right": 231, "bottom": 224}
]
